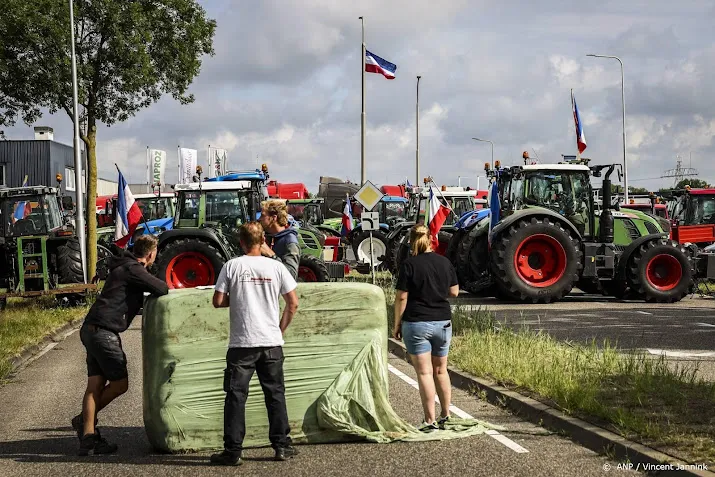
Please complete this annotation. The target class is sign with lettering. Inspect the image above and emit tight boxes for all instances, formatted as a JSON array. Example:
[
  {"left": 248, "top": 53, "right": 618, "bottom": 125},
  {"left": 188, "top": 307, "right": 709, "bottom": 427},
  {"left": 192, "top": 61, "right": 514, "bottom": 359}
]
[{"left": 149, "top": 149, "right": 166, "bottom": 186}]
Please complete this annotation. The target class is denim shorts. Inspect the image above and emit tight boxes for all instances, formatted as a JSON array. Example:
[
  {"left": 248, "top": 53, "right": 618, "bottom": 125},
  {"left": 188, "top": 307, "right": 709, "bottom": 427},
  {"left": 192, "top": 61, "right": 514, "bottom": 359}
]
[{"left": 402, "top": 320, "right": 452, "bottom": 357}]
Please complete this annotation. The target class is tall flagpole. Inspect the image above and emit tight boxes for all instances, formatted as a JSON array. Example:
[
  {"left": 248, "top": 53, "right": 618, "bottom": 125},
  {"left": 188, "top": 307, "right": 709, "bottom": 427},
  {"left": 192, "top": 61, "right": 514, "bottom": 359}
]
[
  {"left": 359, "top": 16, "right": 366, "bottom": 185},
  {"left": 416, "top": 75, "right": 421, "bottom": 186}
]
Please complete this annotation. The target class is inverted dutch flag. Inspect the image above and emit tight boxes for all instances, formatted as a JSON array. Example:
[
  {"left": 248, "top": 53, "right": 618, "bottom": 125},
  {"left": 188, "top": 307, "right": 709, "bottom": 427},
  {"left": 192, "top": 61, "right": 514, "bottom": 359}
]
[
  {"left": 12, "top": 201, "right": 31, "bottom": 223},
  {"left": 114, "top": 169, "right": 143, "bottom": 248},
  {"left": 572, "top": 90, "right": 587, "bottom": 154},
  {"left": 365, "top": 50, "right": 397, "bottom": 79},
  {"left": 428, "top": 188, "right": 450, "bottom": 250},
  {"left": 488, "top": 175, "right": 500, "bottom": 245},
  {"left": 341, "top": 194, "right": 354, "bottom": 237}
]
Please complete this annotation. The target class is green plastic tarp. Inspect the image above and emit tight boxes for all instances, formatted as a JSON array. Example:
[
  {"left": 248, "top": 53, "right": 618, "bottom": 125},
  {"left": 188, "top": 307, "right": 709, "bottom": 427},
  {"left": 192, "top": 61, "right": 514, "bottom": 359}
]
[{"left": 142, "top": 282, "right": 502, "bottom": 453}]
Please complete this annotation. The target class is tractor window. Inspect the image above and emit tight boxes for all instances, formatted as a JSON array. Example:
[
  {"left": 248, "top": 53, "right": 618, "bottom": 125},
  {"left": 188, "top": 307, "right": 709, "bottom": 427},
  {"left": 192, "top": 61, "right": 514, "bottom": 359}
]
[
  {"left": 303, "top": 204, "right": 322, "bottom": 225},
  {"left": 672, "top": 196, "right": 687, "bottom": 224},
  {"left": 287, "top": 204, "right": 305, "bottom": 221},
  {"left": 177, "top": 191, "right": 201, "bottom": 227},
  {"left": 693, "top": 196, "right": 715, "bottom": 225},
  {"left": 205, "top": 191, "right": 249, "bottom": 230},
  {"left": 45, "top": 195, "right": 63, "bottom": 230},
  {"left": 3, "top": 195, "right": 62, "bottom": 236},
  {"left": 452, "top": 197, "right": 473, "bottom": 219},
  {"left": 136, "top": 197, "right": 173, "bottom": 221},
  {"left": 509, "top": 177, "right": 525, "bottom": 210},
  {"left": 524, "top": 171, "right": 592, "bottom": 236},
  {"left": 383, "top": 202, "right": 406, "bottom": 219}
]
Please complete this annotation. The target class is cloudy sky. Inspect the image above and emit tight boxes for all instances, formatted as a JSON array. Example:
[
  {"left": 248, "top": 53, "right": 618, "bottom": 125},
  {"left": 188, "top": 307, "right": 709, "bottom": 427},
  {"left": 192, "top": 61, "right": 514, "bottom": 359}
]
[{"left": 5, "top": 0, "right": 715, "bottom": 192}]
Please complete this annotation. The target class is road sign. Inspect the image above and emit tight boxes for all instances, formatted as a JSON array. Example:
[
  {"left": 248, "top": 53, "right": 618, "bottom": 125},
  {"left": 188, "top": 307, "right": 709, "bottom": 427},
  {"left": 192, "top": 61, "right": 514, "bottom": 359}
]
[
  {"left": 361, "top": 212, "right": 380, "bottom": 231},
  {"left": 354, "top": 180, "right": 384, "bottom": 211}
]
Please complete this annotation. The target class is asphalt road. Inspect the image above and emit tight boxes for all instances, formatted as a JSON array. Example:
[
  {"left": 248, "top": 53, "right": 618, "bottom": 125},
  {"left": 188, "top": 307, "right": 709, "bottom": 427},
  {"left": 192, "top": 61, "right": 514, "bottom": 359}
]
[{"left": 0, "top": 321, "right": 638, "bottom": 477}]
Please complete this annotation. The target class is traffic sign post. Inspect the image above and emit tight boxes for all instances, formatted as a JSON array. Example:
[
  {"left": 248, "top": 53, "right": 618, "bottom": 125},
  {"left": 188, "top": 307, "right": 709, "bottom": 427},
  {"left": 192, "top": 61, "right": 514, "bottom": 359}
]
[
  {"left": 355, "top": 183, "right": 384, "bottom": 285},
  {"left": 360, "top": 211, "right": 380, "bottom": 285}
]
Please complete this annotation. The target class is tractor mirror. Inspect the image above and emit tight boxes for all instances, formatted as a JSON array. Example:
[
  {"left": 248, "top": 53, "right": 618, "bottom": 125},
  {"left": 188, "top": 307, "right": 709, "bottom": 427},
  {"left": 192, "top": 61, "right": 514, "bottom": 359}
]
[{"left": 61, "top": 196, "right": 74, "bottom": 210}]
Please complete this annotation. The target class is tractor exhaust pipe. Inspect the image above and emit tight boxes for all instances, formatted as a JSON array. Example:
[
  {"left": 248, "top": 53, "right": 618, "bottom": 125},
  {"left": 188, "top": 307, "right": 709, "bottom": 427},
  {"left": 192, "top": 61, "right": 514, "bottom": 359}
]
[{"left": 599, "top": 165, "right": 616, "bottom": 244}]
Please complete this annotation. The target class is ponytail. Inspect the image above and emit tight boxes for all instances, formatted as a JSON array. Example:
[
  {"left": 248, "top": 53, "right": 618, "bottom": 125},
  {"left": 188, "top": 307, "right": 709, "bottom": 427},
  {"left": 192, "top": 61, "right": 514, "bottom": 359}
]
[{"left": 409, "top": 224, "right": 432, "bottom": 256}]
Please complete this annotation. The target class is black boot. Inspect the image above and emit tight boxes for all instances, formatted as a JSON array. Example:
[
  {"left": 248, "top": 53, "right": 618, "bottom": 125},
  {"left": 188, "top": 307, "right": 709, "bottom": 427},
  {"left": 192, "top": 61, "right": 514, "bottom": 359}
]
[
  {"left": 210, "top": 450, "right": 242, "bottom": 466},
  {"left": 77, "top": 433, "right": 118, "bottom": 456},
  {"left": 274, "top": 445, "right": 299, "bottom": 461}
]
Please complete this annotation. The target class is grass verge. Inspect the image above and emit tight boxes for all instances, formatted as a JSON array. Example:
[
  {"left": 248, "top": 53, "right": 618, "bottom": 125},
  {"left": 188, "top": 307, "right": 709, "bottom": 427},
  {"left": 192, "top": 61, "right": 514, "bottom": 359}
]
[
  {"left": 0, "top": 297, "right": 91, "bottom": 381},
  {"left": 352, "top": 273, "right": 715, "bottom": 465}
]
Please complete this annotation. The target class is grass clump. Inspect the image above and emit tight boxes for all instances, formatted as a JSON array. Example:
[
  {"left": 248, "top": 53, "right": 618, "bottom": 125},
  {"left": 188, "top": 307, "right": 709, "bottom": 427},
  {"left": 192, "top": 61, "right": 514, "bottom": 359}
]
[{"left": 0, "top": 297, "right": 91, "bottom": 380}]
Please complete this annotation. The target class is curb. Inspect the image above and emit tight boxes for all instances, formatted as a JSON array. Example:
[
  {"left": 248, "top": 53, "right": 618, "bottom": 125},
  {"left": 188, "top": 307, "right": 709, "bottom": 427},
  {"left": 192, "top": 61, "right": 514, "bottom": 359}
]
[
  {"left": 388, "top": 338, "right": 713, "bottom": 477},
  {"left": 6, "top": 318, "right": 83, "bottom": 378}
]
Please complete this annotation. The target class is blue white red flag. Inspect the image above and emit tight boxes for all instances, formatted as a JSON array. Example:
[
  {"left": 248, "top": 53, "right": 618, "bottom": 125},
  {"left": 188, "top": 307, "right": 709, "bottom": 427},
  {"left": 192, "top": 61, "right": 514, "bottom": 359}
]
[
  {"left": 341, "top": 194, "right": 354, "bottom": 237},
  {"left": 115, "top": 169, "right": 143, "bottom": 248},
  {"left": 13, "top": 201, "right": 31, "bottom": 223},
  {"left": 428, "top": 188, "right": 450, "bottom": 250},
  {"left": 572, "top": 90, "right": 587, "bottom": 154},
  {"left": 365, "top": 50, "right": 397, "bottom": 79}
]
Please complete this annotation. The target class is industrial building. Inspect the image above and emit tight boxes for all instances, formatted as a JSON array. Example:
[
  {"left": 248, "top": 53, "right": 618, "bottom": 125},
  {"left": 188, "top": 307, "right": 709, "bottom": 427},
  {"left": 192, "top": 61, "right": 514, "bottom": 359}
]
[{"left": 0, "top": 126, "right": 116, "bottom": 196}]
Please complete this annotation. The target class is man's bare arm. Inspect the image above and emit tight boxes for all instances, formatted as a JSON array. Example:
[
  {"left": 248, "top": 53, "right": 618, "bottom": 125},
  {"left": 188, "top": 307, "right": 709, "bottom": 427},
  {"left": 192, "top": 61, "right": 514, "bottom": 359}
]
[
  {"left": 213, "top": 291, "right": 230, "bottom": 308},
  {"left": 280, "top": 290, "right": 299, "bottom": 333}
]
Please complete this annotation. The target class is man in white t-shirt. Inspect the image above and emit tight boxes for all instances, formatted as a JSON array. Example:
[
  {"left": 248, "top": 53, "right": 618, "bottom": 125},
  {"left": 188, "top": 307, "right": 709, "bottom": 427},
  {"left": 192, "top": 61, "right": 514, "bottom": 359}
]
[{"left": 209, "top": 222, "right": 299, "bottom": 466}]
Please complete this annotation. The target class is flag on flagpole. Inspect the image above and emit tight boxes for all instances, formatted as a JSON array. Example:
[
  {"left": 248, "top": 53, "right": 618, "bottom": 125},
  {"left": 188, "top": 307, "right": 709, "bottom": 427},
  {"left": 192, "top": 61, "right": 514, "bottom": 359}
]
[
  {"left": 365, "top": 50, "right": 397, "bottom": 79},
  {"left": 115, "top": 168, "right": 143, "bottom": 248},
  {"left": 488, "top": 175, "right": 500, "bottom": 245},
  {"left": 572, "top": 90, "right": 587, "bottom": 154},
  {"left": 427, "top": 187, "right": 450, "bottom": 250},
  {"left": 341, "top": 194, "right": 354, "bottom": 237},
  {"left": 406, "top": 178, "right": 412, "bottom": 187}
]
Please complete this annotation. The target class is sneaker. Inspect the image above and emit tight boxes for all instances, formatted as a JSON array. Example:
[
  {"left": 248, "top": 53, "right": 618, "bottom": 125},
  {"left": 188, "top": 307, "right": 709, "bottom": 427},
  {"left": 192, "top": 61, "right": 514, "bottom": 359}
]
[
  {"left": 274, "top": 445, "right": 299, "bottom": 461},
  {"left": 77, "top": 433, "right": 118, "bottom": 456},
  {"left": 437, "top": 415, "right": 451, "bottom": 429},
  {"left": 210, "top": 450, "right": 242, "bottom": 466},
  {"left": 71, "top": 414, "right": 98, "bottom": 440},
  {"left": 418, "top": 421, "right": 439, "bottom": 433}
]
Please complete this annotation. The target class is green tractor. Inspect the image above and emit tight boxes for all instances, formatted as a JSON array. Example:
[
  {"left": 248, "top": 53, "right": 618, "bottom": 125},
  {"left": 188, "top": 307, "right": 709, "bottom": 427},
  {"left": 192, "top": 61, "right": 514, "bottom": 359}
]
[
  {"left": 153, "top": 171, "right": 345, "bottom": 289},
  {"left": 450, "top": 161, "right": 694, "bottom": 303},
  {"left": 0, "top": 186, "right": 111, "bottom": 310}
]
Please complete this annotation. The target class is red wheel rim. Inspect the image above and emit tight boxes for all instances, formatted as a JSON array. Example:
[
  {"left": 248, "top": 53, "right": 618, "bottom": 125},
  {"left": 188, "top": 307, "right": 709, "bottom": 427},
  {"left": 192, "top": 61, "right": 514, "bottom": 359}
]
[
  {"left": 165, "top": 252, "right": 215, "bottom": 289},
  {"left": 646, "top": 254, "right": 682, "bottom": 291},
  {"left": 298, "top": 266, "right": 317, "bottom": 282},
  {"left": 513, "top": 234, "right": 567, "bottom": 287}
]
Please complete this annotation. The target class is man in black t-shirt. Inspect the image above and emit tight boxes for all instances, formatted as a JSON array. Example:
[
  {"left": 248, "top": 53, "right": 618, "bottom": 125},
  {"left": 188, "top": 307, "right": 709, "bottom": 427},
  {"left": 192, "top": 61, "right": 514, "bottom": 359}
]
[
  {"left": 72, "top": 236, "right": 168, "bottom": 456},
  {"left": 393, "top": 225, "right": 459, "bottom": 432}
]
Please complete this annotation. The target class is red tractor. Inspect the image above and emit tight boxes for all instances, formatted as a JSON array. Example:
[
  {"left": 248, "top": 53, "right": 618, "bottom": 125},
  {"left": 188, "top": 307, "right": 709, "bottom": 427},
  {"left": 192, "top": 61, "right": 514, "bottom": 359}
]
[{"left": 669, "top": 187, "right": 715, "bottom": 248}]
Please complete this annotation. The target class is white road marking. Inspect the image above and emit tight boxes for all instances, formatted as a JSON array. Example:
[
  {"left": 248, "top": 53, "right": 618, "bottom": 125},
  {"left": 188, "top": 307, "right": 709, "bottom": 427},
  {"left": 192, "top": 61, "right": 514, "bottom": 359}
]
[
  {"left": 635, "top": 311, "right": 652, "bottom": 315},
  {"left": 696, "top": 323, "right": 715, "bottom": 328},
  {"left": 387, "top": 364, "right": 529, "bottom": 453},
  {"left": 646, "top": 349, "right": 715, "bottom": 358}
]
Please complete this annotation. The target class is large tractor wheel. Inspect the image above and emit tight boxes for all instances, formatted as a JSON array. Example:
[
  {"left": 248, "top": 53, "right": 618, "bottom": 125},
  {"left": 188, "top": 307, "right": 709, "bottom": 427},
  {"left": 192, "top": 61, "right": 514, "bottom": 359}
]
[
  {"left": 383, "top": 231, "right": 407, "bottom": 274},
  {"left": 156, "top": 239, "right": 226, "bottom": 289},
  {"left": 57, "top": 238, "right": 84, "bottom": 284},
  {"left": 352, "top": 230, "right": 388, "bottom": 270},
  {"left": 626, "top": 238, "right": 693, "bottom": 303},
  {"left": 455, "top": 231, "right": 494, "bottom": 296},
  {"left": 297, "top": 255, "right": 330, "bottom": 282},
  {"left": 394, "top": 234, "right": 411, "bottom": 275},
  {"left": 491, "top": 217, "right": 582, "bottom": 304}
]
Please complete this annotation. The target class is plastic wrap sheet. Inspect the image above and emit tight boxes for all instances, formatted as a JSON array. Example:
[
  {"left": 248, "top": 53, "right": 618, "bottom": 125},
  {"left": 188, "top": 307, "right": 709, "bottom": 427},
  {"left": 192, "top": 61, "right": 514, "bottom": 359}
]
[
  {"left": 142, "top": 282, "right": 389, "bottom": 453},
  {"left": 143, "top": 282, "right": 502, "bottom": 453}
]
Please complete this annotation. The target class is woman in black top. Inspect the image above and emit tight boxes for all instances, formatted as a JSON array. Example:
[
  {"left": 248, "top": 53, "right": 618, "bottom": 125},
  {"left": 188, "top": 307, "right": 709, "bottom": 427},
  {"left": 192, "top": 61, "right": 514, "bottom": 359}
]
[{"left": 394, "top": 225, "right": 459, "bottom": 432}]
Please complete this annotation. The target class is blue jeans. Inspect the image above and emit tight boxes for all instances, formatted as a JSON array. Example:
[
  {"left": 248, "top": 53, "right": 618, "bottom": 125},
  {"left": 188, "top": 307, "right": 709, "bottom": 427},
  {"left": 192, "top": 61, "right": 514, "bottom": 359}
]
[{"left": 402, "top": 320, "right": 452, "bottom": 357}]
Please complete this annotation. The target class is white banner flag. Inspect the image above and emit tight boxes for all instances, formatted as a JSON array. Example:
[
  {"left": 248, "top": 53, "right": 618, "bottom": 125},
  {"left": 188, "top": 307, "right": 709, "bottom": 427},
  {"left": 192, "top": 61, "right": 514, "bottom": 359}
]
[
  {"left": 179, "top": 148, "right": 198, "bottom": 184},
  {"left": 208, "top": 147, "right": 227, "bottom": 178},
  {"left": 149, "top": 149, "right": 167, "bottom": 186}
]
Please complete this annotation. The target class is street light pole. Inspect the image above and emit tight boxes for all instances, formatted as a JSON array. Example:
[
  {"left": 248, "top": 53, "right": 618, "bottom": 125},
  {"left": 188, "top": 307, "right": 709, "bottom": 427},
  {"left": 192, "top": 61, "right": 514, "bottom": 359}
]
[
  {"left": 587, "top": 54, "right": 628, "bottom": 202},
  {"left": 69, "top": 0, "right": 87, "bottom": 283},
  {"left": 472, "top": 137, "right": 494, "bottom": 168},
  {"left": 416, "top": 75, "right": 421, "bottom": 186}
]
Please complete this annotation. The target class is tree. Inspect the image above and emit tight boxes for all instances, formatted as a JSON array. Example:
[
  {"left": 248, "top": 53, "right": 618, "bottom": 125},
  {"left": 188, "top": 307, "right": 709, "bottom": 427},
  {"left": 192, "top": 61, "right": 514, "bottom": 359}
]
[
  {"left": 675, "top": 178, "right": 711, "bottom": 190},
  {"left": 0, "top": 0, "right": 215, "bottom": 279}
]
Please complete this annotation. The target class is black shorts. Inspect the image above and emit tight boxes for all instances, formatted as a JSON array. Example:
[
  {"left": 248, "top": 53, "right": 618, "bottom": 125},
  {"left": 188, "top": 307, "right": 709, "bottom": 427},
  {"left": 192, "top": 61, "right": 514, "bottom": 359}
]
[{"left": 80, "top": 323, "right": 128, "bottom": 382}]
